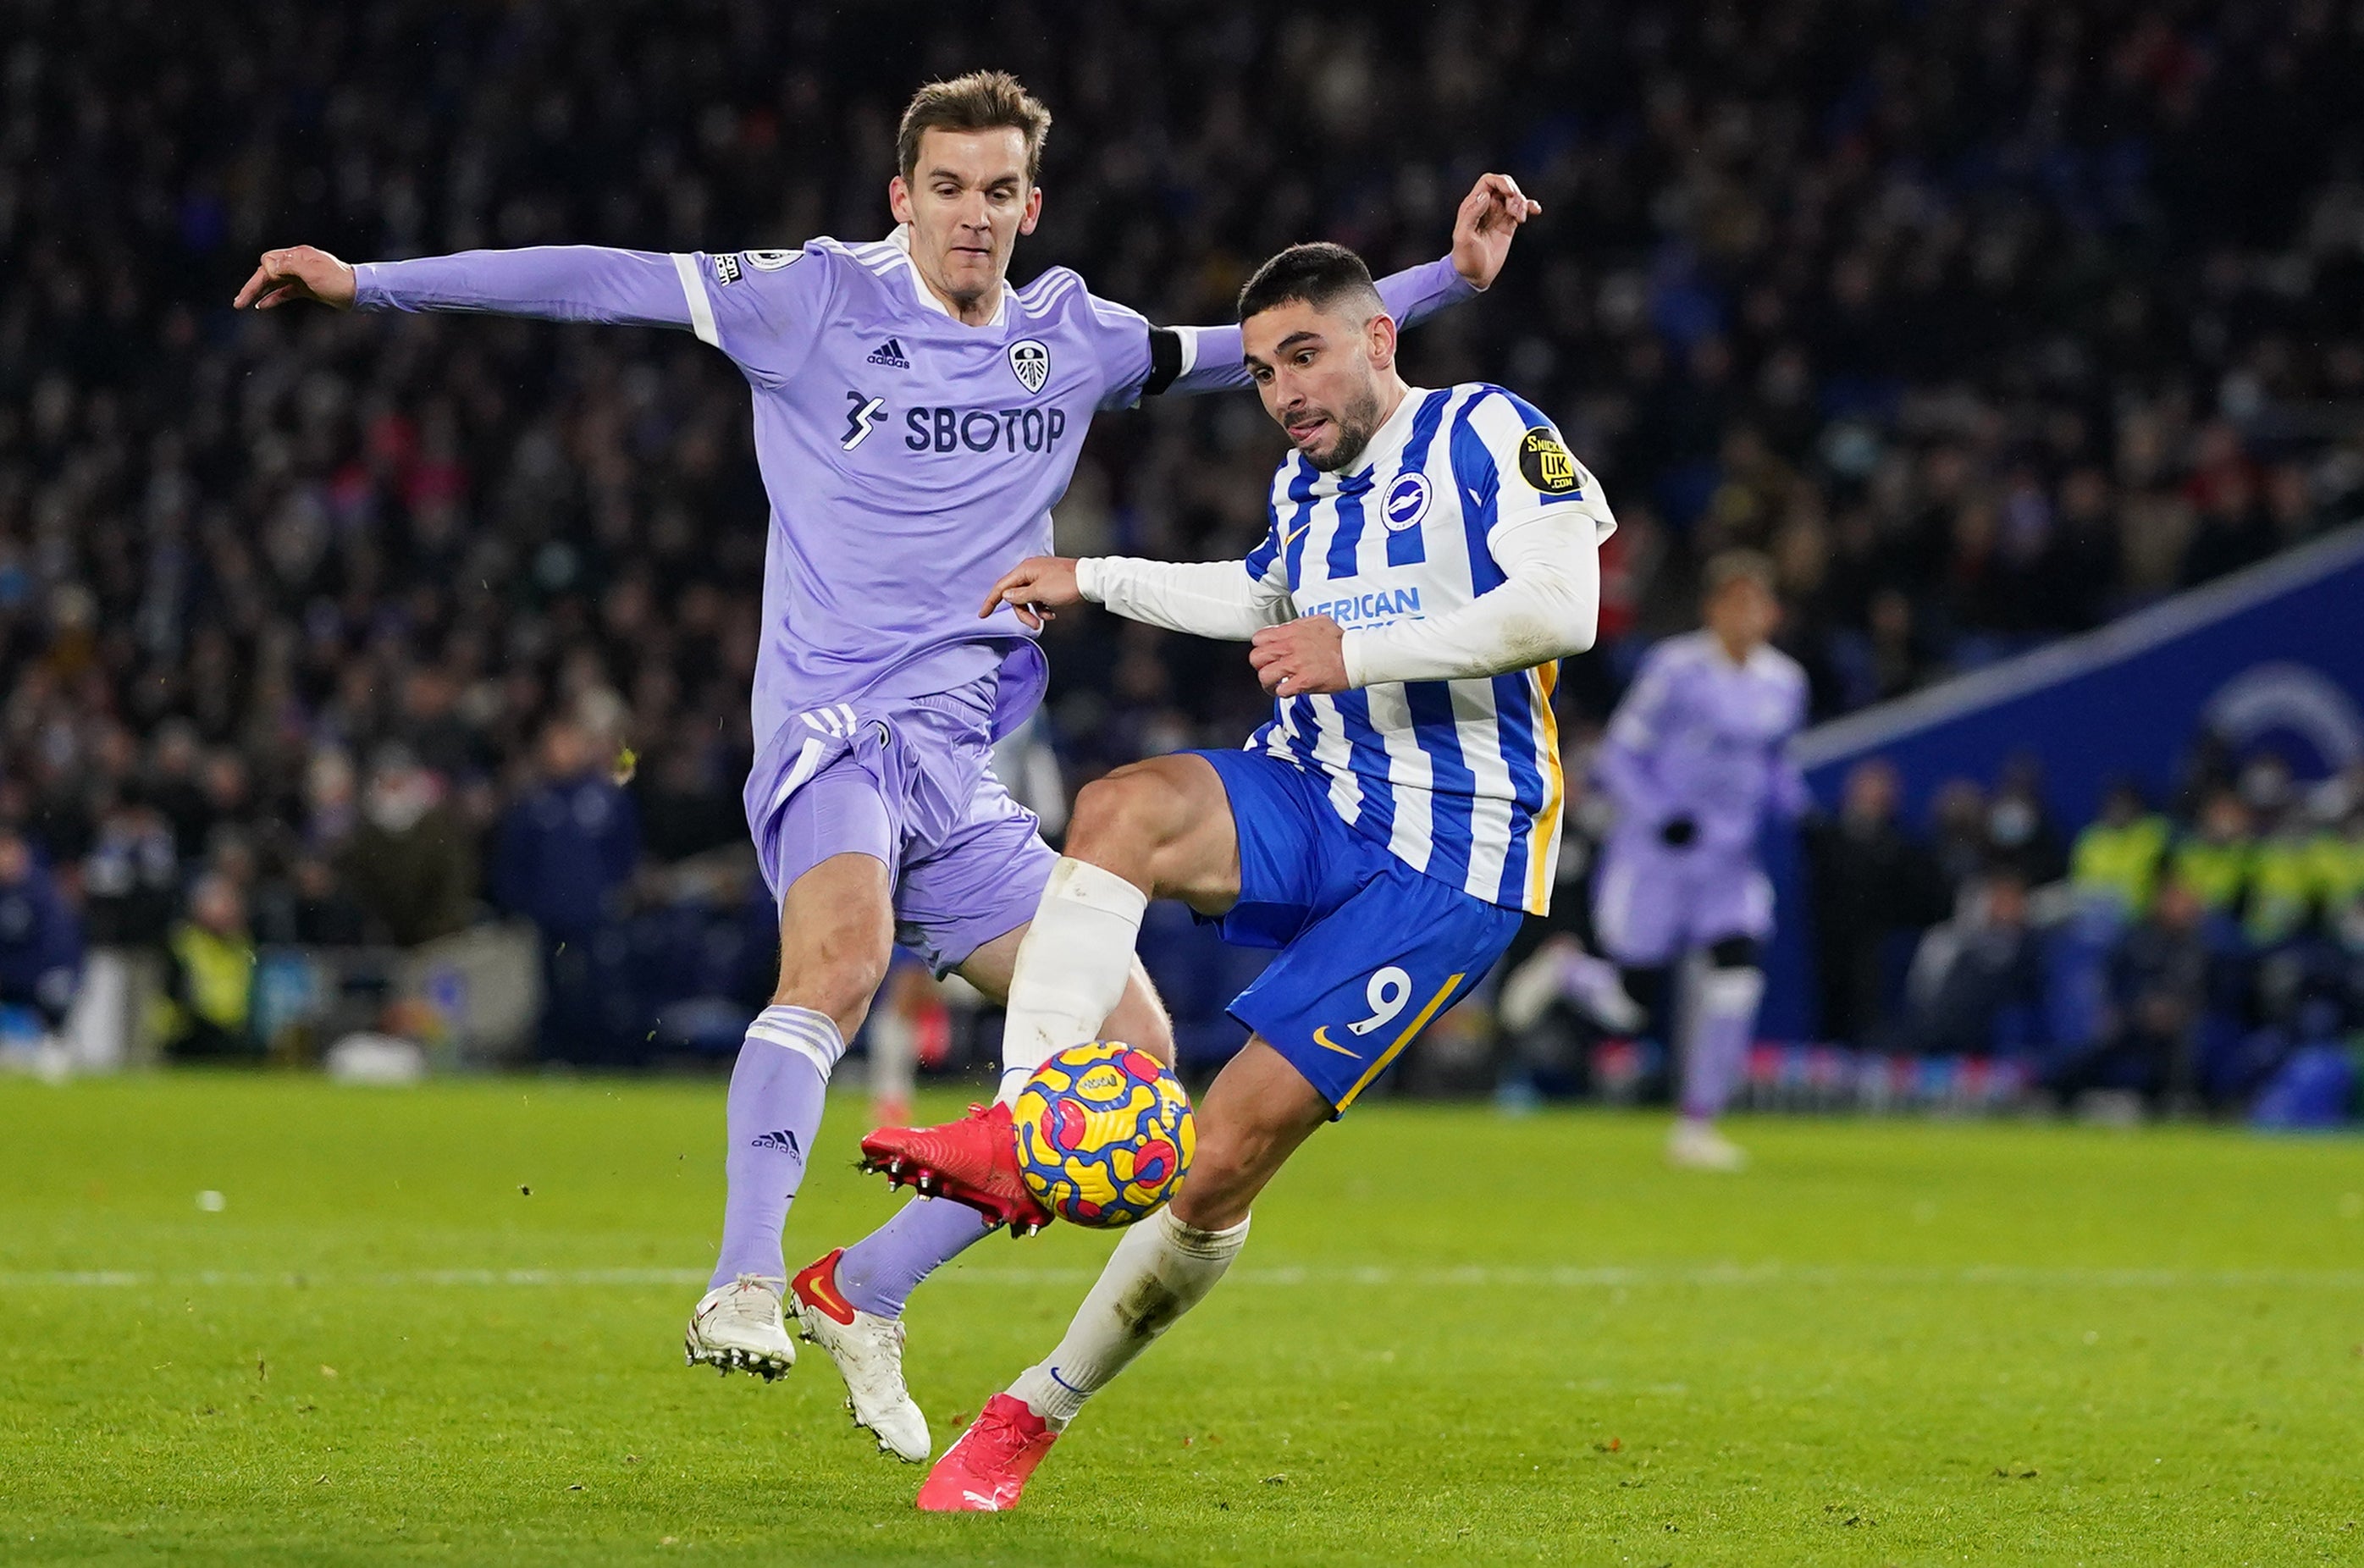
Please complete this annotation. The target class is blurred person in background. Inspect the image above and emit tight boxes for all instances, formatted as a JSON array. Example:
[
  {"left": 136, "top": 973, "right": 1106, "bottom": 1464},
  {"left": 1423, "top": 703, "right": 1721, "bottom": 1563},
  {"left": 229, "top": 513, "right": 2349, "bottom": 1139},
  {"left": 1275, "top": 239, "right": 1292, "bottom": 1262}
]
[
  {"left": 1984, "top": 756, "right": 2067, "bottom": 886},
  {"left": 254, "top": 855, "right": 370, "bottom": 950},
  {"left": 303, "top": 748, "right": 362, "bottom": 852},
  {"left": 2053, "top": 875, "right": 2217, "bottom": 1112},
  {"left": 162, "top": 873, "right": 256, "bottom": 1060},
  {"left": 1495, "top": 733, "right": 1644, "bottom": 1097},
  {"left": 1593, "top": 550, "right": 1808, "bottom": 1170},
  {"left": 2240, "top": 756, "right": 2319, "bottom": 951},
  {"left": 1895, "top": 870, "right": 2046, "bottom": 1058},
  {"left": 80, "top": 794, "right": 181, "bottom": 949},
  {"left": 0, "top": 825, "right": 84, "bottom": 1038},
  {"left": 2069, "top": 780, "right": 2171, "bottom": 919},
  {"left": 2311, "top": 804, "right": 2364, "bottom": 926},
  {"left": 493, "top": 714, "right": 640, "bottom": 1061},
  {"left": 2169, "top": 788, "right": 2255, "bottom": 922},
  {"left": 1928, "top": 778, "right": 1997, "bottom": 897},
  {"left": 1805, "top": 757, "right": 1948, "bottom": 1046},
  {"left": 146, "top": 723, "right": 213, "bottom": 865},
  {"left": 635, "top": 735, "right": 749, "bottom": 864},
  {"left": 338, "top": 743, "right": 475, "bottom": 948}
]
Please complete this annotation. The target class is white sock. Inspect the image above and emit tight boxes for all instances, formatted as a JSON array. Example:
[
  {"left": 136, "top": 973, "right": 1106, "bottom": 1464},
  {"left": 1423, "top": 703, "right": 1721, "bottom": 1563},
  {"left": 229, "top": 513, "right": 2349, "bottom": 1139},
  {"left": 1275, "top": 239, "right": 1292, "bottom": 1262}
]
[
  {"left": 1006, "top": 1205, "right": 1249, "bottom": 1426},
  {"left": 867, "top": 1003, "right": 914, "bottom": 1118},
  {"left": 994, "top": 857, "right": 1149, "bottom": 1104}
]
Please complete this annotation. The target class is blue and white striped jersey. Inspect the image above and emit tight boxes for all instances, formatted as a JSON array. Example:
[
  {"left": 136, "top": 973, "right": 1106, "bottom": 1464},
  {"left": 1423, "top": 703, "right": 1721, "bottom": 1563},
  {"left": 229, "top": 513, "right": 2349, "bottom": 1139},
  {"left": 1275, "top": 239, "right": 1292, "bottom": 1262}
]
[{"left": 1240, "top": 384, "right": 1616, "bottom": 914}]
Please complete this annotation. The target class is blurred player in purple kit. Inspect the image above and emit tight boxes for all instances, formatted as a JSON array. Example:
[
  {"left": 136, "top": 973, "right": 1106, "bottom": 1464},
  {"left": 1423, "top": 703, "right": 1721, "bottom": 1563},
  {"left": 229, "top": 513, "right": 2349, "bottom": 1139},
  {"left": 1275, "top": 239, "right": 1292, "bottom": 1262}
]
[
  {"left": 1592, "top": 551, "right": 1807, "bottom": 1171},
  {"left": 235, "top": 70, "right": 1537, "bottom": 1460}
]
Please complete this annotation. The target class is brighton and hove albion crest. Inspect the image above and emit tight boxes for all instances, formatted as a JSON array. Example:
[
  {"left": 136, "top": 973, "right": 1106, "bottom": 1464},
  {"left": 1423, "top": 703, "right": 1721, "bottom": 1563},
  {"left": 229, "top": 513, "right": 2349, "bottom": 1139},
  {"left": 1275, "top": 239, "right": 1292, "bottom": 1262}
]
[
  {"left": 1008, "top": 338, "right": 1051, "bottom": 395},
  {"left": 1383, "top": 471, "right": 1433, "bottom": 531}
]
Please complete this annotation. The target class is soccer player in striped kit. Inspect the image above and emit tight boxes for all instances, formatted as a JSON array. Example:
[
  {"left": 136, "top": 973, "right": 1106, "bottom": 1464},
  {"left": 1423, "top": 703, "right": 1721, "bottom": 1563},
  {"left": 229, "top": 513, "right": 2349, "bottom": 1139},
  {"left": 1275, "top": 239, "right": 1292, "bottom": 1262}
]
[
  {"left": 861, "top": 240, "right": 1613, "bottom": 1510},
  {"left": 1592, "top": 552, "right": 1809, "bottom": 1172},
  {"left": 234, "top": 72, "right": 1539, "bottom": 1463}
]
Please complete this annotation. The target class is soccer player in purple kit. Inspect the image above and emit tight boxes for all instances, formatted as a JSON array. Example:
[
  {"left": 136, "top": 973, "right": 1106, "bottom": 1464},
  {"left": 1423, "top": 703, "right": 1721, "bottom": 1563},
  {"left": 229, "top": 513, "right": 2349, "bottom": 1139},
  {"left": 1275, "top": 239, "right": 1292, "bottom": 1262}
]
[
  {"left": 1590, "top": 551, "right": 1808, "bottom": 1172},
  {"left": 234, "top": 71, "right": 1538, "bottom": 1461}
]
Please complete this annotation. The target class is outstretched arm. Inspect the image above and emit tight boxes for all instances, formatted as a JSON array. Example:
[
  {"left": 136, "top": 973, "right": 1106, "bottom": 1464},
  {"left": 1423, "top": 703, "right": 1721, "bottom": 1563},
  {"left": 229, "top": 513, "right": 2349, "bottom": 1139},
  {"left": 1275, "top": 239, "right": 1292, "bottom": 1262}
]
[
  {"left": 236, "top": 243, "right": 696, "bottom": 329},
  {"left": 1243, "top": 512, "right": 1602, "bottom": 698},
  {"left": 1134, "top": 173, "right": 1543, "bottom": 400},
  {"left": 978, "top": 555, "right": 1293, "bottom": 641}
]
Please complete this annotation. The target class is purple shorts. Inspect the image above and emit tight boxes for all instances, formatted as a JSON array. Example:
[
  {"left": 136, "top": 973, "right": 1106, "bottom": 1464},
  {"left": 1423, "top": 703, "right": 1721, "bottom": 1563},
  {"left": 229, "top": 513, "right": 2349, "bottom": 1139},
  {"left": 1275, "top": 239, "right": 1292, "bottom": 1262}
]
[
  {"left": 743, "top": 691, "right": 1054, "bottom": 975},
  {"left": 1589, "top": 832, "right": 1772, "bottom": 968}
]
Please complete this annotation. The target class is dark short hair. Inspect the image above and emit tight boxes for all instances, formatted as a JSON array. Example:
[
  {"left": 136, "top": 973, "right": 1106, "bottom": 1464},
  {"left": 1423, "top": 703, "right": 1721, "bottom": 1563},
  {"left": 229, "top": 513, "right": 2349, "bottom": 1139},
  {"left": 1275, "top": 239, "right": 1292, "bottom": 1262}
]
[
  {"left": 1236, "top": 242, "right": 1385, "bottom": 323},
  {"left": 898, "top": 71, "right": 1052, "bottom": 183}
]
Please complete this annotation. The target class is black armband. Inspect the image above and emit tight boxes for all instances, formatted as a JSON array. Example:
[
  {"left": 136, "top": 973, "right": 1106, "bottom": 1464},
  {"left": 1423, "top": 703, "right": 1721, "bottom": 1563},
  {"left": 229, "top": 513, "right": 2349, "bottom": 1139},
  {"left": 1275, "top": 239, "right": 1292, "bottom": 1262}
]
[{"left": 1143, "top": 328, "right": 1184, "bottom": 397}]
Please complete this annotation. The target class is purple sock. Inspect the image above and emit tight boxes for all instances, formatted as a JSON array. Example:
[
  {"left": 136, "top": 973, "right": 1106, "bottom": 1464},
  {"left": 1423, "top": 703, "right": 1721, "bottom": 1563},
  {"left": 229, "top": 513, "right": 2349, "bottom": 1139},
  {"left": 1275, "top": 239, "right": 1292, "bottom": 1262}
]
[
  {"left": 836, "top": 1195, "right": 995, "bottom": 1318},
  {"left": 1679, "top": 966, "right": 1765, "bottom": 1122},
  {"left": 710, "top": 1006, "right": 843, "bottom": 1289}
]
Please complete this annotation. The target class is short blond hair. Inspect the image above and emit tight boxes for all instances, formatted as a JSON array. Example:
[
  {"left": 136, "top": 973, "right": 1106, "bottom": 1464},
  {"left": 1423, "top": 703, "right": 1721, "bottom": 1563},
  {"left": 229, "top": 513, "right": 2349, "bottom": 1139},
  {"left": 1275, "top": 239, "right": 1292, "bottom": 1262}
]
[
  {"left": 898, "top": 70, "right": 1052, "bottom": 184},
  {"left": 1702, "top": 549, "right": 1777, "bottom": 600}
]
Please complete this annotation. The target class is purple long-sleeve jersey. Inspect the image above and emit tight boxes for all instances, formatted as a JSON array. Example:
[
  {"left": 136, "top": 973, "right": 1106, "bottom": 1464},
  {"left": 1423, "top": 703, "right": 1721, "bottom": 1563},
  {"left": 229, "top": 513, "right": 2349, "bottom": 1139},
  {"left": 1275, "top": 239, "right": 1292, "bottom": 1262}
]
[
  {"left": 353, "top": 232, "right": 1473, "bottom": 759},
  {"left": 1595, "top": 631, "right": 1809, "bottom": 854}
]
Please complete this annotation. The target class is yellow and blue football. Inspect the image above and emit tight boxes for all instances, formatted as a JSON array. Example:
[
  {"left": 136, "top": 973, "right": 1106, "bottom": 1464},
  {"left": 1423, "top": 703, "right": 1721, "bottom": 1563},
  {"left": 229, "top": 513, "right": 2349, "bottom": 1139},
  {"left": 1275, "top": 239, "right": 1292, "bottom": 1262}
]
[{"left": 1011, "top": 1041, "right": 1194, "bottom": 1227}]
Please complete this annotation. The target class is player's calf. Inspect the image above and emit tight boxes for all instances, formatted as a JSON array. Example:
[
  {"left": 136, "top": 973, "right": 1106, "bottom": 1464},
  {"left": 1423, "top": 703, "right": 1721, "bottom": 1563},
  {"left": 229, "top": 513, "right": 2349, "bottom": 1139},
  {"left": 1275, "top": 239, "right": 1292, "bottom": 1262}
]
[
  {"left": 922, "top": 1203, "right": 1249, "bottom": 1512},
  {"left": 949, "top": 1035, "right": 1314, "bottom": 1505},
  {"left": 1166, "top": 1038, "right": 1330, "bottom": 1230},
  {"left": 689, "top": 854, "right": 887, "bottom": 1378}
]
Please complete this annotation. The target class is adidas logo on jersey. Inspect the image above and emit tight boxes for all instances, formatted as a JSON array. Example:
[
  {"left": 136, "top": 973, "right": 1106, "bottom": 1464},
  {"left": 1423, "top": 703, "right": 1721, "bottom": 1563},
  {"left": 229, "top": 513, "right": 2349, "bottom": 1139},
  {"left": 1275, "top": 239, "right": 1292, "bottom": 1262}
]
[
  {"left": 866, "top": 338, "right": 911, "bottom": 369},
  {"left": 750, "top": 1129, "right": 803, "bottom": 1154}
]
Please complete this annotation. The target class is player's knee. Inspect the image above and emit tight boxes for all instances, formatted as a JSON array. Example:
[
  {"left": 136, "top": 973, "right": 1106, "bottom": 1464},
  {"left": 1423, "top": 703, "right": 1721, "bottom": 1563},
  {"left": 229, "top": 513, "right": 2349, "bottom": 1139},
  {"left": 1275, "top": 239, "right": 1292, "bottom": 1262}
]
[
  {"left": 1069, "top": 769, "right": 1180, "bottom": 860},
  {"left": 771, "top": 924, "right": 892, "bottom": 1025},
  {"left": 1705, "top": 936, "right": 1761, "bottom": 971},
  {"left": 1698, "top": 939, "right": 1765, "bottom": 1020}
]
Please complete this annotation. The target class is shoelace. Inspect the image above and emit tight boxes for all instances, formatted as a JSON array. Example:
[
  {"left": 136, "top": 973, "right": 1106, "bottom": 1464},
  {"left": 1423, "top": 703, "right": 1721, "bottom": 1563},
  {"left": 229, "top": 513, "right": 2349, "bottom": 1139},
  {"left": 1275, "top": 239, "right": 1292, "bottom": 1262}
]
[
  {"left": 968, "top": 1405, "right": 1038, "bottom": 1459},
  {"left": 721, "top": 1274, "right": 782, "bottom": 1317}
]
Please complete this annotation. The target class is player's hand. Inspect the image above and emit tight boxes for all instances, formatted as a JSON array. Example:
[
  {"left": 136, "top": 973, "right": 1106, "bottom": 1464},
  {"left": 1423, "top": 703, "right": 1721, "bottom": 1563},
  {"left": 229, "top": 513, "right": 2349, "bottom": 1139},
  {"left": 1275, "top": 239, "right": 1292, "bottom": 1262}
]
[
  {"left": 980, "top": 555, "right": 1083, "bottom": 631},
  {"left": 1249, "top": 616, "right": 1350, "bottom": 698},
  {"left": 234, "top": 246, "right": 358, "bottom": 311},
  {"left": 1450, "top": 174, "right": 1542, "bottom": 291}
]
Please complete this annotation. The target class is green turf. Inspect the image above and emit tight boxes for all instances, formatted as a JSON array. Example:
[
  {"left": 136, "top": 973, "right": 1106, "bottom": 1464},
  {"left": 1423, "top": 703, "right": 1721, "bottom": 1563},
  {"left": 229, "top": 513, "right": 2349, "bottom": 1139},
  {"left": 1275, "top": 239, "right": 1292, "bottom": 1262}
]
[{"left": 2, "top": 1075, "right": 2361, "bottom": 1565}]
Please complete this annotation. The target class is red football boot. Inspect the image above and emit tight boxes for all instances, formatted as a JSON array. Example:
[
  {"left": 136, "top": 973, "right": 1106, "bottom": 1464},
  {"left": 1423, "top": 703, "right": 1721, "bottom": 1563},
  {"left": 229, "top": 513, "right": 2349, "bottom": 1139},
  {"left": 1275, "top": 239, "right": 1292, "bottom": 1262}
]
[
  {"left": 914, "top": 1393, "right": 1060, "bottom": 1512},
  {"left": 859, "top": 1101, "right": 1052, "bottom": 1235}
]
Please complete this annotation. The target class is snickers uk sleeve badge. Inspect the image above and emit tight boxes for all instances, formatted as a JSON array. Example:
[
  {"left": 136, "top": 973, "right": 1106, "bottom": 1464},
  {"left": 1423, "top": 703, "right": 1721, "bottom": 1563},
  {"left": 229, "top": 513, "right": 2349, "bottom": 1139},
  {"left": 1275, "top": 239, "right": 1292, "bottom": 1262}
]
[{"left": 1518, "top": 428, "right": 1582, "bottom": 494}]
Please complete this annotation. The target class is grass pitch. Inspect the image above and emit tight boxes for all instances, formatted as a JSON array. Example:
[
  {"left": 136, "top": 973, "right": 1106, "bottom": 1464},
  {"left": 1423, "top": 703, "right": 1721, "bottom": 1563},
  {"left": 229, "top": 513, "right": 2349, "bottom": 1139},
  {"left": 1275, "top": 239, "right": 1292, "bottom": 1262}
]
[{"left": 2, "top": 1076, "right": 2361, "bottom": 1565}]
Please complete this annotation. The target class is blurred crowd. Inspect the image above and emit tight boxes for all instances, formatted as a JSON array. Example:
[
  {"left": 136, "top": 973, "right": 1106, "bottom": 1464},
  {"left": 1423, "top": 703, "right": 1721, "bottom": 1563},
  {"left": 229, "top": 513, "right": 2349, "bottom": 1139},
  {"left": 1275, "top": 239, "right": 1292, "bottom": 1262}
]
[
  {"left": 1790, "top": 740, "right": 2363, "bottom": 1116},
  {"left": 1487, "top": 733, "right": 2364, "bottom": 1121},
  {"left": 3, "top": 3, "right": 2363, "bottom": 1066}
]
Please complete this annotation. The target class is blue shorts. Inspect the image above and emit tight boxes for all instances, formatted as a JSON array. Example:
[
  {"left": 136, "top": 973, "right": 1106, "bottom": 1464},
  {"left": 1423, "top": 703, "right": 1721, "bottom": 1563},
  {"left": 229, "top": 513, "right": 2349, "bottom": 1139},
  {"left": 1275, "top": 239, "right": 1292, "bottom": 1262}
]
[
  {"left": 743, "top": 687, "right": 1053, "bottom": 976},
  {"left": 1196, "top": 749, "right": 1523, "bottom": 1115}
]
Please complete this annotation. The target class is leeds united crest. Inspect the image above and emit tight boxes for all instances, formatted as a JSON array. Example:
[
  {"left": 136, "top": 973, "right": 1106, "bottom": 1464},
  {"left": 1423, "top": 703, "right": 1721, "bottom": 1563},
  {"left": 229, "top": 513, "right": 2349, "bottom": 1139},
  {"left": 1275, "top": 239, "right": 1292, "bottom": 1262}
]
[{"left": 1008, "top": 338, "right": 1050, "bottom": 395}]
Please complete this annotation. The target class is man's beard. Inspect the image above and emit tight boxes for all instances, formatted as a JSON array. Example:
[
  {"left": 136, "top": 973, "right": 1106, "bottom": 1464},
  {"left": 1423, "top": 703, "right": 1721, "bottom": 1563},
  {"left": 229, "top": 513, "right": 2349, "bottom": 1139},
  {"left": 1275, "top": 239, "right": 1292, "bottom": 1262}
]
[{"left": 1309, "top": 382, "right": 1386, "bottom": 472}]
